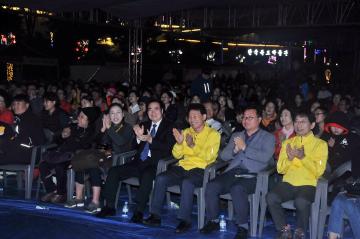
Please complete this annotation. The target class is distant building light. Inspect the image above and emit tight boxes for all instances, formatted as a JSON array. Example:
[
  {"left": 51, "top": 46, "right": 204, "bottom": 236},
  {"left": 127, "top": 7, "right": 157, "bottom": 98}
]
[{"left": 6, "top": 63, "right": 14, "bottom": 81}]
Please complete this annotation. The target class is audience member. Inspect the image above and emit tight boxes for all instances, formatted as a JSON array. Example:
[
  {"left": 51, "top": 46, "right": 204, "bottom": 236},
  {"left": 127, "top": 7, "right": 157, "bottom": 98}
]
[
  {"left": 266, "top": 111, "right": 328, "bottom": 238},
  {"left": 144, "top": 103, "right": 220, "bottom": 233},
  {"left": 201, "top": 106, "right": 275, "bottom": 239}
]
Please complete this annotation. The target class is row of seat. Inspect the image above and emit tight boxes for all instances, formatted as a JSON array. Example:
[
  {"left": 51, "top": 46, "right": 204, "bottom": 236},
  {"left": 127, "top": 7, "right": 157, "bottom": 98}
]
[{"left": 0, "top": 147, "right": 352, "bottom": 239}]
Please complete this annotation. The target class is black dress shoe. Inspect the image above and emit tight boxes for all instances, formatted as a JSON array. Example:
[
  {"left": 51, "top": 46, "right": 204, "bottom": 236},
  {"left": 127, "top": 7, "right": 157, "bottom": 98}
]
[
  {"left": 95, "top": 207, "right": 116, "bottom": 218},
  {"left": 175, "top": 220, "right": 191, "bottom": 233},
  {"left": 143, "top": 214, "right": 161, "bottom": 226},
  {"left": 200, "top": 221, "right": 220, "bottom": 234},
  {"left": 234, "top": 227, "right": 248, "bottom": 239},
  {"left": 131, "top": 211, "right": 144, "bottom": 223}
]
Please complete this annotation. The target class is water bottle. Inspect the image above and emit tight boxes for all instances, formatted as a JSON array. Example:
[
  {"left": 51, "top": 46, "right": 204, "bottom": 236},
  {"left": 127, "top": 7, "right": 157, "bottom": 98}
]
[
  {"left": 121, "top": 201, "right": 129, "bottom": 218},
  {"left": 170, "top": 201, "right": 179, "bottom": 209},
  {"left": 219, "top": 215, "right": 227, "bottom": 232},
  {"left": 35, "top": 205, "right": 50, "bottom": 211}
]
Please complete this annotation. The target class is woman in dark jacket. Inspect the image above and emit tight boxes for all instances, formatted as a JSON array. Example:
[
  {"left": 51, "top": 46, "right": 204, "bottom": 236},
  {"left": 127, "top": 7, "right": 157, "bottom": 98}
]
[
  {"left": 65, "top": 103, "right": 134, "bottom": 213},
  {"left": 161, "top": 91, "right": 177, "bottom": 122},
  {"left": 39, "top": 107, "right": 98, "bottom": 204}
]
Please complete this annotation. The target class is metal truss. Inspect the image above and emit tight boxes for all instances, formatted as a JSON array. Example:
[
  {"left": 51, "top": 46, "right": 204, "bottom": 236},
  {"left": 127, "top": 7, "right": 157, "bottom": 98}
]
[{"left": 151, "top": 0, "right": 360, "bottom": 29}]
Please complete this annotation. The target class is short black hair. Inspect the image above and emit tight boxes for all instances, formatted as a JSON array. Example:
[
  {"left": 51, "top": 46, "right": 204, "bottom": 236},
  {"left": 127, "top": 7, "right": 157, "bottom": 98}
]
[
  {"left": 81, "top": 95, "right": 94, "bottom": 103},
  {"left": 146, "top": 98, "right": 164, "bottom": 111},
  {"left": 314, "top": 106, "right": 328, "bottom": 116},
  {"left": 243, "top": 105, "right": 262, "bottom": 118},
  {"left": 295, "top": 111, "right": 316, "bottom": 123},
  {"left": 161, "top": 91, "right": 173, "bottom": 101},
  {"left": 13, "top": 94, "right": 30, "bottom": 103},
  {"left": 128, "top": 90, "right": 139, "bottom": 98},
  {"left": 43, "top": 92, "right": 58, "bottom": 103},
  {"left": 187, "top": 103, "right": 206, "bottom": 115},
  {"left": 109, "top": 103, "right": 123, "bottom": 111}
]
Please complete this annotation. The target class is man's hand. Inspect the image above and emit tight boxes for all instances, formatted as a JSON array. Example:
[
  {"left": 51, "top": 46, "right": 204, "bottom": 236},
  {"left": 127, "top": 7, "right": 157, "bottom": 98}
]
[
  {"left": 328, "top": 137, "right": 335, "bottom": 148},
  {"left": 294, "top": 145, "right": 305, "bottom": 160},
  {"left": 234, "top": 137, "right": 246, "bottom": 153},
  {"left": 172, "top": 128, "right": 184, "bottom": 144},
  {"left": 145, "top": 129, "right": 153, "bottom": 144},
  {"left": 185, "top": 134, "right": 195, "bottom": 148},
  {"left": 286, "top": 143, "right": 296, "bottom": 161}
]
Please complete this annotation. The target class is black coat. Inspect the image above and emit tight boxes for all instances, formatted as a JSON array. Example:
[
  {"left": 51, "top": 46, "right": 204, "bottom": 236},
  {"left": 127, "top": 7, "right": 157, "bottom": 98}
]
[
  {"left": 0, "top": 109, "right": 45, "bottom": 164},
  {"left": 134, "top": 119, "right": 175, "bottom": 167}
]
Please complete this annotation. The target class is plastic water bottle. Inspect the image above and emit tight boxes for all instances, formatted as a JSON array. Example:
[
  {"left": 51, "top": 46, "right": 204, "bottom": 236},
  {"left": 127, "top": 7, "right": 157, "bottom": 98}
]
[
  {"left": 219, "top": 215, "right": 227, "bottom": 232},
  {"left": 170, "top": 201, "right": 179, "bottom": 209},
  {"left": 121, "top": 201, "right": 129, "bottom": 218},
  {"left": 35, "top": 205, "right": 49, "bottom": 211}
]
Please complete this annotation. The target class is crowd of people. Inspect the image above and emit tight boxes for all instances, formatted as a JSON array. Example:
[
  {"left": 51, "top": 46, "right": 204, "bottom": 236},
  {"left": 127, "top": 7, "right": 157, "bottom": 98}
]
[{"left": 0, "top": 68, "right": 359, "bottom": 239}]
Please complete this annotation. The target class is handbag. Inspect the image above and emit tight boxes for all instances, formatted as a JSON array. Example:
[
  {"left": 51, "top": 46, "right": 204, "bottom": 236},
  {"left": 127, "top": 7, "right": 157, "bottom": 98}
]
[{"left": 71, "top": 149, "right": 106, "bottom": 172}]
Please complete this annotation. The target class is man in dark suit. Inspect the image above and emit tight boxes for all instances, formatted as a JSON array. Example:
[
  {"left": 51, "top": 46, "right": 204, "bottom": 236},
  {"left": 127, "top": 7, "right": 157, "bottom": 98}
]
[{"left": 96, "top": 99, "right": 175, "bottom": 222}]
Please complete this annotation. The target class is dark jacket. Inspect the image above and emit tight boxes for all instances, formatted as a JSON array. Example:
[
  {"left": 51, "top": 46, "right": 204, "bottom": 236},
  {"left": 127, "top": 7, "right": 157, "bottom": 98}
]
[
  {"left": 190, "top": 75, "right": 213, "bottom": 101},
  {"left": 102, "top": 122, "right": 135, "bottom": 154},
  {"left": 164, "top": 104, "right": 178, "bottom": 122},
  {"left": 57, "top": 124, "right": 94, "bottom": 153},
  {"left": 322, "top": 111, "right": 360, "bottom": 173},
  {"left": 0, "top": 109, "right": 45, "bottom": 164},
  {"left": 135, "top": 119, "right": 175, "bottom": 167},
  {"left": 41, "top": 108, "right": 69, "bottom": 142}
]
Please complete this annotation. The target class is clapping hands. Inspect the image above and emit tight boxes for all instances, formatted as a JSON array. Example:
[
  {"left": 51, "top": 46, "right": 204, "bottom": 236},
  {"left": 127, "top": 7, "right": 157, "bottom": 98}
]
[{"left": 286, "top": 144, "right": 305, "bottom": 160}]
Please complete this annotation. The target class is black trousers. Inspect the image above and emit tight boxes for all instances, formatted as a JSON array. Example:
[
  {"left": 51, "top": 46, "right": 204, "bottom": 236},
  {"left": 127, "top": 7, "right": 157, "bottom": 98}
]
[
  {"left": 102, "top": 159, "right": 157, "bottom": 211},
  {"left": 75, "top": 168, "right": 102, "bottom": 187},
  {"left": 205, "top": 168, "right": 256, "bottom": 226},
  {"left": 266, "top": 181, "right": 316, "bottom": 232},
  {"left": 39, "top": 160, "right": 70, "bottom": 195},
  {"left": 150, "top": 166, "right": 204, "bottom": 223}
]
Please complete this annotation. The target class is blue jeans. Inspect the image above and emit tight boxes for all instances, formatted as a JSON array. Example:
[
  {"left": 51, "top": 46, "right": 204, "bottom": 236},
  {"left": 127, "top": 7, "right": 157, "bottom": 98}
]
[{"left": 327, "top": 193, "right": 360, "bottom": 238}]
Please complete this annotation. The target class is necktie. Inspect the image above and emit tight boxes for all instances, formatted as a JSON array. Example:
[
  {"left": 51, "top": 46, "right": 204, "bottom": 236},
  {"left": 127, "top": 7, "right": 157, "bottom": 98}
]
[{"left": 140, "top": 124, "right": 157, "bottom": 161}]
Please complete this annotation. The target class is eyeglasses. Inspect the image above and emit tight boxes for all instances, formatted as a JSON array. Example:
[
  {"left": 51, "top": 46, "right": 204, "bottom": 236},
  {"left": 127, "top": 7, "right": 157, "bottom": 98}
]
[{"left": 314, "top": 112, "right": 324, "bottom": 116}]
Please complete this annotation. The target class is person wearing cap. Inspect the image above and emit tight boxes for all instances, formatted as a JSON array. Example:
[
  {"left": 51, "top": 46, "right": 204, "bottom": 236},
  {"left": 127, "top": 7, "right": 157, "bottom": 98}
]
[
  {"left": 0, "top": 94, "right": 45, "bottom": 165},
  {"left": 322, "top": 111, "right": 359, "bottom": 171},
  {"left": 321, "top": 111, "right": 360, "bottom": 202},
  {"left": 65, "top": 103, "right": 135, "bottom": 213},
  {"left": 39, "top": 107, "right": 99, "bottom": 204}
]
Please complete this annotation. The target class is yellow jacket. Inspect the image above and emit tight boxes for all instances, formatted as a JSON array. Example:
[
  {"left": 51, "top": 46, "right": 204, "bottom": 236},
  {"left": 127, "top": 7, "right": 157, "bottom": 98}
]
[
  {"left": 172, "top": 125, "right": 220, "bottom": 170},
  {"left": 277, "top": 132, "right": 328, "bottom": 187}
]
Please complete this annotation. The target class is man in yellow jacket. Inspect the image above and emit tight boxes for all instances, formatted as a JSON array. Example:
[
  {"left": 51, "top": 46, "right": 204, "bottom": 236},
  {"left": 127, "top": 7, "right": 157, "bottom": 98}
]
[
  {"left": 144, "top": 103, "right": 220, "bottom": 233},
  {"left": 266, "top": 111, "right": 328, "bottom": 239}
]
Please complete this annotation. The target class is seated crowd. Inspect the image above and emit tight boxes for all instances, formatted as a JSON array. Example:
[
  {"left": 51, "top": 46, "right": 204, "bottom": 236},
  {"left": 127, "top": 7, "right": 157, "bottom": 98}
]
[{"left": 0, "top": 73, "right": 359, "bottom": 239}]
